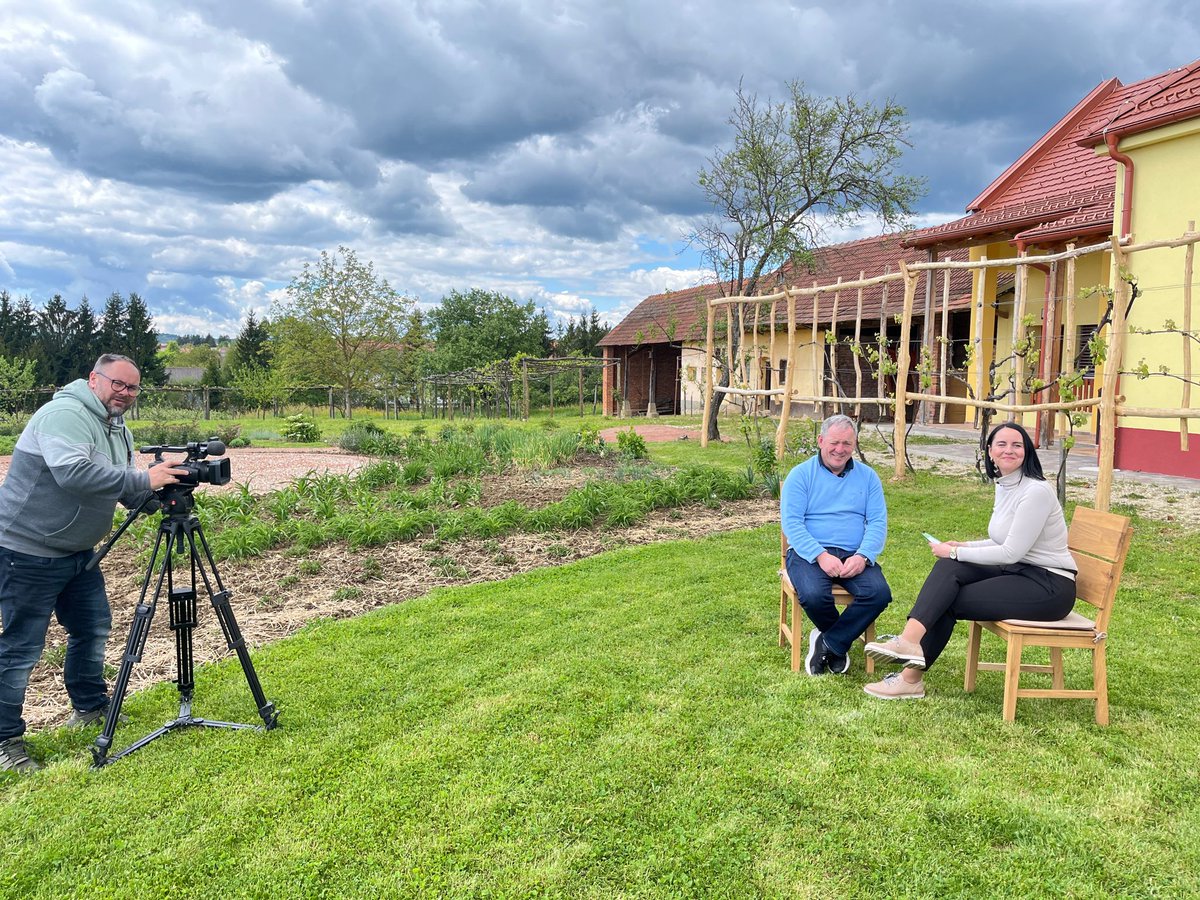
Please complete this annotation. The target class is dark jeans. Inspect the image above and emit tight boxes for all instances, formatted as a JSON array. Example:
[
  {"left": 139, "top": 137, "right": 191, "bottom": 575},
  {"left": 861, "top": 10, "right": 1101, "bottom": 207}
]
[
  {"left": 909, "top": 558, "right": 1077, "bottom": 670},
  {"left": 785, "top": 547, "right": 892, "bottom": 656},
  {"left": 0, "top": 546, "right": 112, "bottom": 740}
]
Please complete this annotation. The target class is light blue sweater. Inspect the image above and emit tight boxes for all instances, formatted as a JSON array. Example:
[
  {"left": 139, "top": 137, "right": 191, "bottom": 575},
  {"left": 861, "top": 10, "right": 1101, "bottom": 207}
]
[{"left": 781, "top": 456, "right": 887, "bottom": 564}]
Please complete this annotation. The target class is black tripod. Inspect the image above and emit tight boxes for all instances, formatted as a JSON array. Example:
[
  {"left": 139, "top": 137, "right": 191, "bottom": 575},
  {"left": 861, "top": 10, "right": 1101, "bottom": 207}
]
[{"left": 90, "top": 487, "right": 279, "bottom": 768}]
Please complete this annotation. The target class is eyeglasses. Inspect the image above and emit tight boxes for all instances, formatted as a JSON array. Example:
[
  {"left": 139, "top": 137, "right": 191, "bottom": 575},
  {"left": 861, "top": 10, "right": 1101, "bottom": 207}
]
[{"left": 92, "top": 371, "right": 142, "bottom": 395}]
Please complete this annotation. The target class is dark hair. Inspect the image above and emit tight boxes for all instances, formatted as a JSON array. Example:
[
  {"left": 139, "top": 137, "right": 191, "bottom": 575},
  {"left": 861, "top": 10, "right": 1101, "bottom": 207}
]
[
  {"left": 984, "top": 421, "right": 1044, "bottom": 480},
  {"left": 93, "top": 353, "right": 139, "bottom": 372}
]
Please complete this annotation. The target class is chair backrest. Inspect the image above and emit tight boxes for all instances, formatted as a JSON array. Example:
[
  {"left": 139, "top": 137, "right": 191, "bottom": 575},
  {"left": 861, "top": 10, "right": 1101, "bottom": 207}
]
[{"left": 1067, "top": 506, "right": 1134, "bottom": 631}]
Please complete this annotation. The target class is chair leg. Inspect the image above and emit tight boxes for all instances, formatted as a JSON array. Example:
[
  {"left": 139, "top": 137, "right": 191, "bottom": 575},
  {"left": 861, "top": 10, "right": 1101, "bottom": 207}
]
[
  {"left": 1050, "top": 647, "right": 1065, "bottom": 691},
  {"left": 1002, "top": 636, "right": 1023, "bottom": 722},
  {"left": 863, "top": 621, "right": 875, "bottom": 675},
  {"left": 1093, "top": 643, "right": 1109, "bottom": 726},
  {"left": 778, "top": 587, "right": 787, "bottom": 649},
  {"left": 964, "top": 621, "right": 982, "bottom": 693},
  {"left": 791, "top": 595, "right": 803, "bottom": 673}
]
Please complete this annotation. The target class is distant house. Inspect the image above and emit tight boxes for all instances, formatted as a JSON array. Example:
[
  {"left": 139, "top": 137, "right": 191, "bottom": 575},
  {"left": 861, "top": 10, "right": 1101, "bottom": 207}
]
[
  {"left": 598, "top": 233, "right": 970, "bottom": 420},
  {"left": 165, "top": 366, "right": 205, "bottom": 384},
  {"left": 903, "top": 57, "right": 1200, "bottom": 477}
]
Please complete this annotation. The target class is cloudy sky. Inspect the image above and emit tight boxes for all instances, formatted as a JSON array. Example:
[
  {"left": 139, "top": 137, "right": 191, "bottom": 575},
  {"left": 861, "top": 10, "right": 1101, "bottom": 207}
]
[{"left": 1, "top": 1, "right": 1196, "bottom": 338}]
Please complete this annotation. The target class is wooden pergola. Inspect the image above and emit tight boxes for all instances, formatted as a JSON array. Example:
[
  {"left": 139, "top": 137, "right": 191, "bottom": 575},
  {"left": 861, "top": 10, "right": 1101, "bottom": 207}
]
[{"left": 701, "top": 224, "right": 1200, "bottom": 511}]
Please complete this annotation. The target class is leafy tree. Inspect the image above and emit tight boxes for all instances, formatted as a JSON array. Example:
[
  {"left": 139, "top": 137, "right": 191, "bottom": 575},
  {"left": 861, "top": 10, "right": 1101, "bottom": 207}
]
[
  {"left": 0, "top": 354, "right": 38, "bottom": 413},
  {"left": 226, "top": 310, "right": 272, "bottom": 374},
  {"left": 37, "top": 295, "right": 77, "bottom": 384},
  {"left": 230, "top": 365, "right": 288, "bottom": 417},
  {"left": 271, "top": 246, "right": 413, "bottom": 417},
  {"left": 125, "top": 293, "right": 165, "bottom": 385},
  {"left": 691, "top": 80, "right": 925, "bottom": 439},
  {"left": 430, "top": 288, "right": 552, "bottom": 372},
  {"left": 97, "top": 292, "right": 127, "bottom": 355},
  {"left": 65, "top": 298, "right": 98, "bottom": 379}
]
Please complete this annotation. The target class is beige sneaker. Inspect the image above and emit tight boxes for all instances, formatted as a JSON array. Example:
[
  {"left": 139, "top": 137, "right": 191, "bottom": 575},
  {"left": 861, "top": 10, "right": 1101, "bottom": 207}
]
[
  {"left": 863, "top": 672, "right": 925, "bottom": 700},
  {"left": 864, "top": 634, "right": 926, "bottom": 669}
]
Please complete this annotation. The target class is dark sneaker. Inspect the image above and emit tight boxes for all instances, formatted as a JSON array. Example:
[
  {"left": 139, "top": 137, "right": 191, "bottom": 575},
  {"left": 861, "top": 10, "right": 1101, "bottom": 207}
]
[
  {"left": 864, "top": 635, "right": 926, "bottom": 669},
  {"left": 805, "top": 628, "right": 828, "bottom": 676},
  {"left": 0, "top": 736, "right": 40, "bottom": 773},
  {"left": 64, "top": 702, "right": 128, "bottom": 729},
  {"left": 825, "top": 647, "right": 850, "bottom": 675}
]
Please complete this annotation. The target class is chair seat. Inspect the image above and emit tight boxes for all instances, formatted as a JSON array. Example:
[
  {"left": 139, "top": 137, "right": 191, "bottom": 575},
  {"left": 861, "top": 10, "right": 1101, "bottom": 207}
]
[{"left": 1000, "top": 611, "right": 1096, "bottom": 630}]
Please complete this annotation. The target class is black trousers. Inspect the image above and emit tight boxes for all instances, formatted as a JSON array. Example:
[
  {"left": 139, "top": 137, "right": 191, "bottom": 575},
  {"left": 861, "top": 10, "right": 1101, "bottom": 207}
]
[{"left": 908, "top": 558, "right": 1077, "bottom": 670}]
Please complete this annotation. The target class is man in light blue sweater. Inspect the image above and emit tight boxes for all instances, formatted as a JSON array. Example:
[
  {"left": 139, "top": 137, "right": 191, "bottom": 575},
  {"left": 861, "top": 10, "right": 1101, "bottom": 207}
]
[
  {"left": 0, "top": 354, "right": 186, "bottom": 773},
  {"left": 781, "top": 414, "right": 891, "bottom": 675}
]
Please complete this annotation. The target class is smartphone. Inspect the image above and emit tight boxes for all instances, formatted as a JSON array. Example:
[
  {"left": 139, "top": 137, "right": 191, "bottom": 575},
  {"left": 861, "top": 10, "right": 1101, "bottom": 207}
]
[{"left": 921, "top": 532, "right": 939, "bottom": 544}]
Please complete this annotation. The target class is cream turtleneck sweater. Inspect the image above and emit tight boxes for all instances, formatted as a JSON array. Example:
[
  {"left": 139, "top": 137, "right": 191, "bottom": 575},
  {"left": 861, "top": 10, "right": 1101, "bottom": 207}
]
[{"left": 955, "top": 471, "right": 1076, "bottom": 580}]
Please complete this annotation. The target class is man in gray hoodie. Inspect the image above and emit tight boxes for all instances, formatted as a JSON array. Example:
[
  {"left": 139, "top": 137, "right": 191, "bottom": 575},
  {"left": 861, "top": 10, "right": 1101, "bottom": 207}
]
[{"left": 0, "top": 354, "right": 186, "bottom": 773}]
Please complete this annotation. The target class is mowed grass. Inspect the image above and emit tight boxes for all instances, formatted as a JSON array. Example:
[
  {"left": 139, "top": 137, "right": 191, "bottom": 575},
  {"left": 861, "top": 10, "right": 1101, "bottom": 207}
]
[{"left": 2, "top": 467, "right": 1199, "bottom": 898}]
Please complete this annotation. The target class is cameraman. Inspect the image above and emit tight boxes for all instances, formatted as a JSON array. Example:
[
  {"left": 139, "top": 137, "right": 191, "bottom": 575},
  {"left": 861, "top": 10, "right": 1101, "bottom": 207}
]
[{"left": 0, "top": 354, "right": 187, "bottom": 773}]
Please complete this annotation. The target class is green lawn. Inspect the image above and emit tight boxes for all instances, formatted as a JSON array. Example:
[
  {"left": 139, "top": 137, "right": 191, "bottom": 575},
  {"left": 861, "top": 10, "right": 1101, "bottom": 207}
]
[{"left": 2, "top": 462, "right": 1197, "bottom": 898}]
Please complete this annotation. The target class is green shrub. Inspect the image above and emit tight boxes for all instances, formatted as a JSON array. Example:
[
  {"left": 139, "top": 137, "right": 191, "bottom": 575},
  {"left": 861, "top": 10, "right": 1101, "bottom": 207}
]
[
  {"left": 338, "top": 420, "right": 386, "bottom": 451},
  {"left": 282, "top": 414, "right": 321, "bottom": 443},
  {"left": 616, "top": 427, "right": 649, "bottom": 460}
]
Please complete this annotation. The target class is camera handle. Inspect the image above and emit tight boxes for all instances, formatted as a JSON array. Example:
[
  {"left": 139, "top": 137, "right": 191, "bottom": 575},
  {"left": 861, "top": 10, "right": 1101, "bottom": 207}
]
[{"left": 87, "top": 494, "right": 162, "bottom": 572}]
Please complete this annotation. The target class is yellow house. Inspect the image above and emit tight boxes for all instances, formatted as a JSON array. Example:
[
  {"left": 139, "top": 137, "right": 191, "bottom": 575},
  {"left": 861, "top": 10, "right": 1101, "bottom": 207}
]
[{"left": 904, "top": 58, "right": 1200, "bottom": 478}]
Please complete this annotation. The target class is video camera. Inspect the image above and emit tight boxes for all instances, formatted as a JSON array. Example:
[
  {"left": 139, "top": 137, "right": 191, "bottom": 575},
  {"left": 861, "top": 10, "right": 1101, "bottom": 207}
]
[{"left": 141, "top": 438, "right": 232, "bottom": 488}]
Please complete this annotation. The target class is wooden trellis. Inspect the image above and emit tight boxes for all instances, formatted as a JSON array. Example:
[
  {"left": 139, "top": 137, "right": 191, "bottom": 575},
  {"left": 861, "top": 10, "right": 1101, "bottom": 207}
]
[
  {"left": 701, "top": 224, "right": 1200, "bottom": 511},
  {"left": 422, "top": 356, "right": 615, "bottom": 420}
]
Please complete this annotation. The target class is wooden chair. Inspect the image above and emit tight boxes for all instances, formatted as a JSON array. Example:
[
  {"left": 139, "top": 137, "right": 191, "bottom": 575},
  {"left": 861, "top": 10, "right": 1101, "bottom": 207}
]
[
  {"left": 779, "top": 532, "right": 875, "bottom": 674},
  {"left": 963, "top": 506, "right": 1134, "bottom": 724}
]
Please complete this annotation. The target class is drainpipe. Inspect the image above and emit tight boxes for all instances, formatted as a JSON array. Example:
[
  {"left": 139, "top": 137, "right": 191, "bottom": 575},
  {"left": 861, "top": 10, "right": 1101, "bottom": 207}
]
[{"left": 1105, "top": 132, "right": 1135, "bottom": 239}]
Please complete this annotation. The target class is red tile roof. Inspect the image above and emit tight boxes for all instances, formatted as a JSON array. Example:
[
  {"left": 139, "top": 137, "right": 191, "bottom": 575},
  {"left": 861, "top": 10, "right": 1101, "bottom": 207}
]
[
  {"left": 600, "top": 233, "right": 971, "bottom": 348},
  {"left": 1080, "top": 58, "right": 1200, "bottom": 143},
  {"left": 905, "top": 60, "right": 1200, "bottom": 251}
]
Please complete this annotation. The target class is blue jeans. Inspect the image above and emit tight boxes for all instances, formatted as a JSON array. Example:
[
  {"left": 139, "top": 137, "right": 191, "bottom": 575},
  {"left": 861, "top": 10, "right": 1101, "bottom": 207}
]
[
  {"left": 0, "top": 547, "right": 112, "bottom": 740},
  {"left": 785, "top": 547, "right": 892, "bottom": 656}
]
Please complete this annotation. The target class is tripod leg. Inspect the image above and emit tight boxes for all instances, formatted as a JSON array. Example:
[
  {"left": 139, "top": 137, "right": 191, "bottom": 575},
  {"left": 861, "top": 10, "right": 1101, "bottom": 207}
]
[
  {"left": 189, "top": 524, "right": 278, "bottom": 729},
  {"left": 93, "top": 525, "right": 171, "bottom": 766}
]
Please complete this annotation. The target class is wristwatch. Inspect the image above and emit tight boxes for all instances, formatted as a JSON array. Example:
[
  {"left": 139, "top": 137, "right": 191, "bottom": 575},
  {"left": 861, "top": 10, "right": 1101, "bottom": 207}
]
[{"left": 949, "top": 546, "right": 958, "bottom": 561}]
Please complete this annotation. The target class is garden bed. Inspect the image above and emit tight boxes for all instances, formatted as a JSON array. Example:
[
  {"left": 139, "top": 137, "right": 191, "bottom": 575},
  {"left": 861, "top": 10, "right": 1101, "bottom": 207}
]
[{"left": 22, "top": 452, "right": 775, "bottom": 731}]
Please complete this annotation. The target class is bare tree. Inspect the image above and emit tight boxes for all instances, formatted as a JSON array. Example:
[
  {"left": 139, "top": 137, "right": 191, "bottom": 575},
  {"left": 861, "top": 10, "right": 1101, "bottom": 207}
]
[{"left": 691, "top": 81, "right": 925, "bottom": 440}]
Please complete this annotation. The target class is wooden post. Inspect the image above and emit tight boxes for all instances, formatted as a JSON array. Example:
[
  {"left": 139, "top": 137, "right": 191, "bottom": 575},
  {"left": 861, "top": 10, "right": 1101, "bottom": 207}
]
[
  {"left": 203, "top": 386, "right": 210, "bottom": 420},
  {"left": 1039, "top": 259, "right": 1059, "bottom": 446},
  {"left": 775, "top": 290, "right": 798, "bottom": 459},
  {"left": 878, "top": 270, "right": 889, "bottom": 406},
  {"left": 973, "top": 255, "right": 987, "bottom": 427},
  {"left": 811, "top": 281, "right": 821, "bottom": 418},
  {"left": 1096, "top": 238, "right": 1129, "bottom": 512},
  {"left": 938, "top": 264, "right": 951, "bottom": 423},
  {"left": 893, "top": 261, "right": 918, "bottom": 481},
  {"left": 328, "top": 387, "right": 335, "bottom": 419},
  {"left": 831, "top": 277, "right": 842, "bottom": 414},
  {"left": 1013, "top": 251, "right": 1030, "bottom": 412},
  {"left": 522, "top": 359, "right": 530, "bottom": 420},
  {"left": 701, "top": 304, "right": 716, "bottom": 447},
  {"left": 578, "top": 367, "right": 584, "bottom": 419},
  {"left": 854, "top": 272, "right": 864, "bottom": 417},
  {"left": 751, "top": 300, "right": 761, "bottom": 413},
  {"left": 920, "top": 262, "right": 934, "bottom": 424},
  {"left": 1059, "top": 247, "right": 1077, "bottom": 439},
  {"left": 1181, "top": 221, "right": 1195, "bottom": 450}
]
